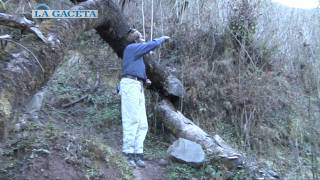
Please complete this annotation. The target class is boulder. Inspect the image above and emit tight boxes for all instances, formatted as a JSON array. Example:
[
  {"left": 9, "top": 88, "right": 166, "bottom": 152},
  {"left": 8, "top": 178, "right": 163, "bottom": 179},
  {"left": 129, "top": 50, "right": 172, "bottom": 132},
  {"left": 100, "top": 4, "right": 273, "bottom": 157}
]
[{"left": 167, "top": 138, "right": 205, "bottom": 166}]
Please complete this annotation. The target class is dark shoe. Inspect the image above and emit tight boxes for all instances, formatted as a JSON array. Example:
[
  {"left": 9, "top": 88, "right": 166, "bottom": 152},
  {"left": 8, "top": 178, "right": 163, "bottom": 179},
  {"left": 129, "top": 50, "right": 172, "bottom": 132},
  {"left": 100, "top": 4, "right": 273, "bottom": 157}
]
[
  {"left": 123, "top": 153, "right": 136, "bottom": 168},
  {"left": 135, "top": 153, "right": 146, "bottom": 168}
]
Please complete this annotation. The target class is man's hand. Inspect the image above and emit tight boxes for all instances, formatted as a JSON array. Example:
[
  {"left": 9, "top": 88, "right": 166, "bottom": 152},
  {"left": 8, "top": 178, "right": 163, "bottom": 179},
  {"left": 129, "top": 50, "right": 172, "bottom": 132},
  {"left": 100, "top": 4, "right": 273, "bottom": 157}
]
[
  {"left": 161, "top": 36, "right": 170, "bottom": 42},
  {"left": 145, "top": 79, "right": 152, "bottom": 87}
]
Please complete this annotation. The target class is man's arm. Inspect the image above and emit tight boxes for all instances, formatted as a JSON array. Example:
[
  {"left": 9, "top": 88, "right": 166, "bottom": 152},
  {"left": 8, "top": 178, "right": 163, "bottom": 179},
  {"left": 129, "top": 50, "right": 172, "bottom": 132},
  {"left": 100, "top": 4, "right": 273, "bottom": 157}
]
[{"left": 133, "top": 36, "right": 170, "bottom": 58}]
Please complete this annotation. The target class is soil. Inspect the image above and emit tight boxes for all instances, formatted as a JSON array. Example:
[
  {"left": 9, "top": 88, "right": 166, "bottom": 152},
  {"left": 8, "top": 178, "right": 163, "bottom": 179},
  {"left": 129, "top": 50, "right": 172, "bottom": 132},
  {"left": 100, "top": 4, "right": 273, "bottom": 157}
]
[
  {"left": 133, "top": 161, "right": 167, "bottom": 180},
  {"left": 103, "top": 126, "right": 168, "bottom": 180},
  {"left": 0, "top": 91, "right": 168, "bottom": 180}
]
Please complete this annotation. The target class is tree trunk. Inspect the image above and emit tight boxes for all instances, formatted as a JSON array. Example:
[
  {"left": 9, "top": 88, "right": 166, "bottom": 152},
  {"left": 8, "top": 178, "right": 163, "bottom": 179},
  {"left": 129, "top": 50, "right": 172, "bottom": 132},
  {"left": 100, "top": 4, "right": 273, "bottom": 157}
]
[
  {"left": 0, "top": 0, "right": 132, "bottom": 140},
  {"left": 95, "top": 20, "right": 184, "bottom": 98}
]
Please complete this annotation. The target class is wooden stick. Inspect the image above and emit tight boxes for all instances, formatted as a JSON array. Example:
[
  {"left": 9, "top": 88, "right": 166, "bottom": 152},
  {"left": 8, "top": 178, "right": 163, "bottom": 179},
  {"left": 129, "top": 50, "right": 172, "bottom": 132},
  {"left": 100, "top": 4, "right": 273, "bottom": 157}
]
[{"left": 62, "top": 95, "right": 88, "bottom": 108}]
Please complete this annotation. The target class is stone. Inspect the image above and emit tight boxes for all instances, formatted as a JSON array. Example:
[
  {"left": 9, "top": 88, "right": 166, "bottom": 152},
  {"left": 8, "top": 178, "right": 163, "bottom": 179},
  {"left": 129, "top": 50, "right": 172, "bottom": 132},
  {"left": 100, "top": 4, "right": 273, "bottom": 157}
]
[
  {"left": 167, "top": 75, "right": 185, "bottom": 97},
  {"left": 158, "top": 159, "right": 169, "bottom": 166},
  {"left": 167, "top": 138, "right": 205, "bottom": 166},
  {"left": 25, "top": 90, "right": 46, "bottom": 120}
]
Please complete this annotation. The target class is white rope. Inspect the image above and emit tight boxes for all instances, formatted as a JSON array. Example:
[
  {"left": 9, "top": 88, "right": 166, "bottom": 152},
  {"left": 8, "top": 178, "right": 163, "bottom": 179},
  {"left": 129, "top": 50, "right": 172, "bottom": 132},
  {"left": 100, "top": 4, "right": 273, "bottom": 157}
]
[
  {"left": 150, "top": 0, "right": 154, "bottom": 40},
  {"left": 158, "top": 0, "right": 164, "bottom": 63},
  {"left": 141, "top": 0, "right": 146, "bottom": 39}
]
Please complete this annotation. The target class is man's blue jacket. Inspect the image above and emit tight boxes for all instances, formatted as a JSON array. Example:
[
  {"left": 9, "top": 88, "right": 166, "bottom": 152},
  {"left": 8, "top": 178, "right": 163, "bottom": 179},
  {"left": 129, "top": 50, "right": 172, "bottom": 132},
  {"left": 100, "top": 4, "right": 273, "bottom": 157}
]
[{"left": 122, "top": 37, "right": 167, "bottom": 82}]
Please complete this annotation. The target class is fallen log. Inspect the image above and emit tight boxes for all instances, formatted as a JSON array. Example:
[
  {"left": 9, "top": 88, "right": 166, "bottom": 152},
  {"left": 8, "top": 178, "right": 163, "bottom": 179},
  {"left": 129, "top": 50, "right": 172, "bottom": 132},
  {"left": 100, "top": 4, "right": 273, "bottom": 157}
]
[
  {"left": 156, "top": 99, "right": 279, "bottom": 179},
  {"left": 0, "top": 0, "right": 136, "bottom": 140},
  {"left": 94, "top": 17, "right": 184, "bottom": 98},
  {"left": 0, "top": 0, "right": 183, "bottom": 141}
]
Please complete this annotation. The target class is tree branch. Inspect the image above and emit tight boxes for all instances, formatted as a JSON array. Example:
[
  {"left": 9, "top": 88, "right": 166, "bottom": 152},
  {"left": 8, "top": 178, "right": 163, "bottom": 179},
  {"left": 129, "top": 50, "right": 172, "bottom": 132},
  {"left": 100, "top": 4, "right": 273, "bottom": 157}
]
[
  {"left": 0, "top": 13, "right": 34, "bottom": 29},
  {"left": 0, "top": 13, "right": 47, "bottom": 42}
]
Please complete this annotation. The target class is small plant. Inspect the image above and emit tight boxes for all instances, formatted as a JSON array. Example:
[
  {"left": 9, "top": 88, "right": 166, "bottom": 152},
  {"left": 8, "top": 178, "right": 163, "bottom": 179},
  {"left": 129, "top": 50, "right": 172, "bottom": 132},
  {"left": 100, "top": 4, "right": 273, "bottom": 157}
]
[
  {"left": 85, "top": 100, "right": 121, "bottom": 130},
  {"left": 85, "top": 166, "right": 101, "bottom": 180},
  {"left": 228, "top": 0, "right": 259, "bottom": 49},
  {"left": 144, "top": 134, "right": 168, "bottom": 160}
]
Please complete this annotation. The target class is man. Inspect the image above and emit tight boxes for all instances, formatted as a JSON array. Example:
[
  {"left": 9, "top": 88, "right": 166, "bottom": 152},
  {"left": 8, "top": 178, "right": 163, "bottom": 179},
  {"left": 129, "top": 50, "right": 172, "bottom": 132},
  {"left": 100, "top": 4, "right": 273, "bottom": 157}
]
[{"left": 120, "top": 29, "right": 170, "bottom": 168}]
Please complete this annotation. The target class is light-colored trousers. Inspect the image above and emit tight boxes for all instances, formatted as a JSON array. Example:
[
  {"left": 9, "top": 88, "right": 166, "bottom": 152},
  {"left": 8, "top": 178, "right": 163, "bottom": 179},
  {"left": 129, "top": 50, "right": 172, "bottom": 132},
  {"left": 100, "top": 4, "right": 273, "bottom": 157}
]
[{"left": 120, "top": 78, "right": 148, "bottom": 154}]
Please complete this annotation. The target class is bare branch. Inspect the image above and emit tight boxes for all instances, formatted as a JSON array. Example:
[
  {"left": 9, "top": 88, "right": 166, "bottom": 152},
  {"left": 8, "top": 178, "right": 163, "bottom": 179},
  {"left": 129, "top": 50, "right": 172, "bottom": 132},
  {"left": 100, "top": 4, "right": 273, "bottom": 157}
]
[
  {"left": 0, "top": 13, "right": 33, "bottom": 29},
  {"left": 0, "top": 13, "right": 47, "bottom": 43}
]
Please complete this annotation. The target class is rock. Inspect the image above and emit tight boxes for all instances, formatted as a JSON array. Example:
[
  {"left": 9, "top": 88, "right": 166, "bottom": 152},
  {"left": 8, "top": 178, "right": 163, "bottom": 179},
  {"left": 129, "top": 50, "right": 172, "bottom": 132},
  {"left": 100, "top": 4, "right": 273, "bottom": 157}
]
[
  {"left": 25, "top": 90, "right": 46, "bottom": 120},
  {"left": 158, "top": 159, "right": 169, "bottom": 166},
  {"left": 167, "top": 138, "right": 205, "bottom": 166},
  {"left": 167, "top": 75, "right": 185, "bottom": 97},
  {"left": 30, "top": 149, "right": 51, "bottom": 158}
]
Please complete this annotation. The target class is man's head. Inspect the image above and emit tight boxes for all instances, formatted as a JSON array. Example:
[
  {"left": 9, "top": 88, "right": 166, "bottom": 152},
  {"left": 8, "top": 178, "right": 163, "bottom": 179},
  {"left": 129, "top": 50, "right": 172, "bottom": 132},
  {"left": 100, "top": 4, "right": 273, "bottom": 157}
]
[{"left": 127, "top": 28, "right": 145, "bottom": 43}]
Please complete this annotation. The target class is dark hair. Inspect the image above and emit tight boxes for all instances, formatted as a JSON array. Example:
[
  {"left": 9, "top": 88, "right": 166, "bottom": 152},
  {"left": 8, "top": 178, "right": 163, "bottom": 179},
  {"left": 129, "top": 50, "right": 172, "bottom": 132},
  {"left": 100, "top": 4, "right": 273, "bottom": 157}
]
[
  {"left": 127, "top": 29, "right": 141, "bottom": 43},
  {"left": 127, "top": 28, "right": 135, "bottom": 34}
]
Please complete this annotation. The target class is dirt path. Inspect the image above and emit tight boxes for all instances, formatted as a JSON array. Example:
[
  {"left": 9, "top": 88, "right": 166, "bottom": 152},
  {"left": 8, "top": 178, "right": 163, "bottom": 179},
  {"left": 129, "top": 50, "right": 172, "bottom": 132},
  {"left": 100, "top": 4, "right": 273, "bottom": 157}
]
[
  {"left": 133, "top": 161, "right": 166, "bottom": 180},
  {"left": 103, "top": 126, "right": 168, "bottom": 180},
  {"left": 41, "top": 109, "right": 168, "bottom": 180}
]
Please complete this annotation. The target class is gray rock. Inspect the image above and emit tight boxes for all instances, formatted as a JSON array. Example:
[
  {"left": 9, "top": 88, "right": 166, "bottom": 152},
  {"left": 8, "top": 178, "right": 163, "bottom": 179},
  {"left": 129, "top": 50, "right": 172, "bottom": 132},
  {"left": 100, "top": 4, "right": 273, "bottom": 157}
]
[
  {"left": 167, "top": 138, "right": 205, "bottom": 166},
  {"left": 158, "top": 158, "right": 169, "bottom": 166},
  {"left": 25, "top": 90, "right": 45, "bottom": 115},
  {"left": 167, "top": 75, "right": 185, "bottom": 97}
]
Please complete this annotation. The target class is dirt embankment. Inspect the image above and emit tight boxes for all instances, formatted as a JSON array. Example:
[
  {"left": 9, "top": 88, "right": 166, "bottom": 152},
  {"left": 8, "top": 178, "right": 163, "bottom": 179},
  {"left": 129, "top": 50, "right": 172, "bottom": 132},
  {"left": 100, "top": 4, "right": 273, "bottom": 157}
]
[{"left": 0, "top": 49, "right": 168, "bottom": 180}]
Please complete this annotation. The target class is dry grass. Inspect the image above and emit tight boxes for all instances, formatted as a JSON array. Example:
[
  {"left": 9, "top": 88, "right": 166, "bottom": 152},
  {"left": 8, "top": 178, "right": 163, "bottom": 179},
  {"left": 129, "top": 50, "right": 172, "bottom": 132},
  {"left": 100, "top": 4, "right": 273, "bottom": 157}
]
[{"left": 121, "top": 0, "right": 320, "bottom": 178}]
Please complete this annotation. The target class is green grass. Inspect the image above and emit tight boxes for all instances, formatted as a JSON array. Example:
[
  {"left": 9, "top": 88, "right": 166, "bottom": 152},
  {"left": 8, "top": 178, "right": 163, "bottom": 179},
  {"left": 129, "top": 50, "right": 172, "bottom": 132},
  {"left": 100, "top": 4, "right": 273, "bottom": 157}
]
[
  {"left": 144, "top": 134, "right": 168, "bottom": 160},
  {"left": 84, "top": 96, "right": 121, "bottom": 130}
]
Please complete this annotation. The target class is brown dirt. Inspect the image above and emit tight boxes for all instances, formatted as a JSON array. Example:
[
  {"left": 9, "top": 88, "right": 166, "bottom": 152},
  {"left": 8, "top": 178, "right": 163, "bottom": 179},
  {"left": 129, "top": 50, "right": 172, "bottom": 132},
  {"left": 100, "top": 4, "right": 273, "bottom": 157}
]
[
  {"left": 103, "top": 126, "right": 169, "bottom": 180},
  {"left": 133, "top": 161, "right": 167, "bottom": 180},
  {"left": 0, "top": 102, "right": 168, "bottom": 180}
]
